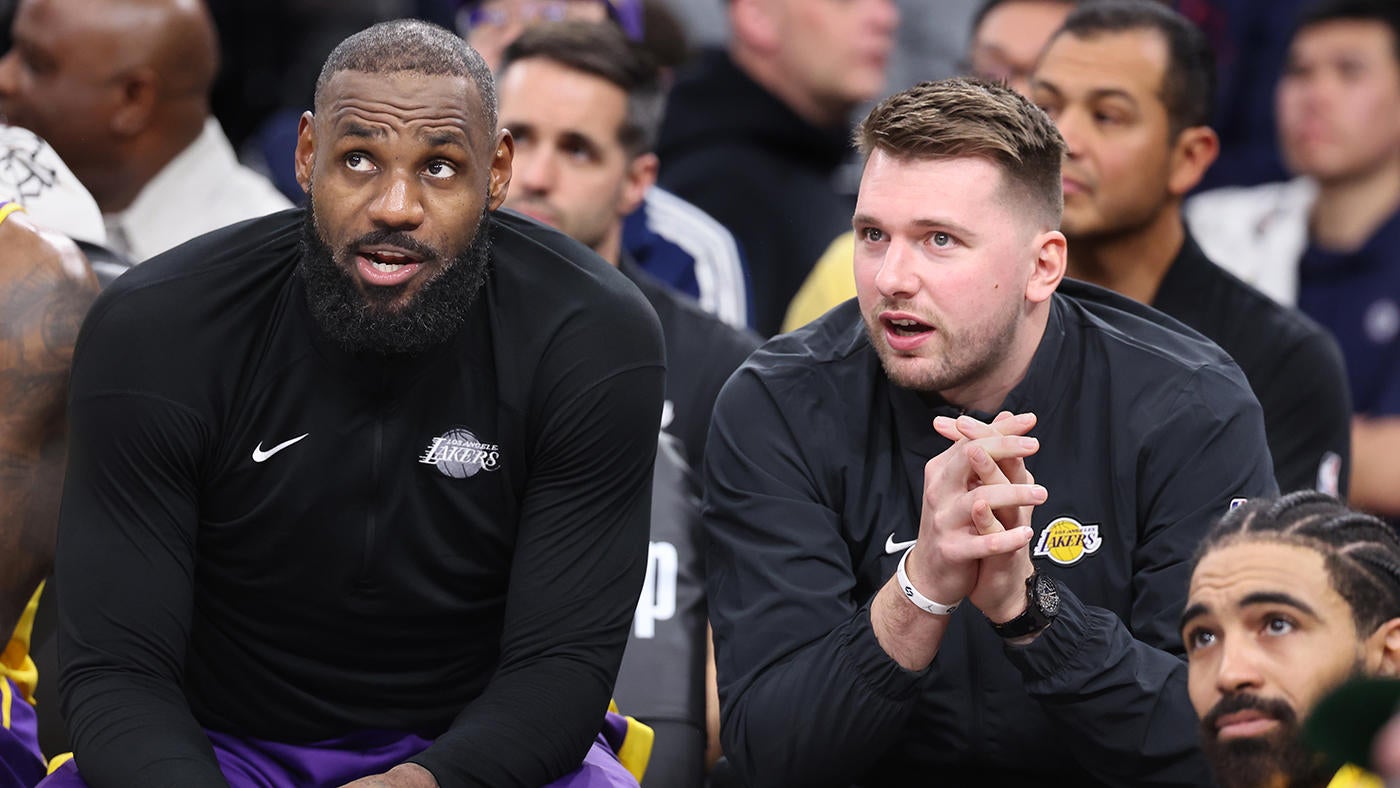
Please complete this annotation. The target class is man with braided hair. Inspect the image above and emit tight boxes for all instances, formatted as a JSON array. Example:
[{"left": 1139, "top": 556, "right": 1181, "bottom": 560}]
[{"left": 1181, "top": 492, "right": 1400, "bottom": 788}]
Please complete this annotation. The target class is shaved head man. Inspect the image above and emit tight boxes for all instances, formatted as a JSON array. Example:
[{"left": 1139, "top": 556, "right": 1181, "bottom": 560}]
[{"left": 0, "top": 0, "right": 290, "bottom": 260}]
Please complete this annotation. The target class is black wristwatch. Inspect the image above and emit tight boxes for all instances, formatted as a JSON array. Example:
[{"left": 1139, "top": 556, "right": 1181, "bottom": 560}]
[{"left": 992, "top": 572, "right": 1060, "bottom": 639}]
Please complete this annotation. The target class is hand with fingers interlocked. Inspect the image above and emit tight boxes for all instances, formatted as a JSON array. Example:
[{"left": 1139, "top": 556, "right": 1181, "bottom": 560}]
[
  {"left": 931, "top": 411, "right": 1043, "bottom": 626},
  {"left": 900, "top": 411, "right": 1046, "bottom": 617}
]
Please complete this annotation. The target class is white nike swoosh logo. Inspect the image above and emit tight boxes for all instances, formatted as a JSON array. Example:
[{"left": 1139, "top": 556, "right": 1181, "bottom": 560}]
[
  {"left": 885, "top": 534, "right": 918, "bottom": 554},
  {"left": 252, "top": 433, "right": 309, "bottom": 463}
]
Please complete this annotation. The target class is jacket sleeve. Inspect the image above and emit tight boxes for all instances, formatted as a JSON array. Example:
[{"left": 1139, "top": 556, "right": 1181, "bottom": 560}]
[
  {"left": 56, "top": 389, "right": 227, "bottom": 787},
  {"left": 409, "top": 313, "right": 666, "bottom": 787},
  {"left": 1007, "top": 363, "right": 1278, "bottom": 787},
  {"left": 704, "top": 367, "right": 924, "bottom": 788},
  {"left": 1258, "top": 328, "right": 1352, "bottom": 496}
]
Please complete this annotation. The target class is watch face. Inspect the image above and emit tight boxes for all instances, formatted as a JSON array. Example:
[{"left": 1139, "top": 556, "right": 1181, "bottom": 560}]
[{"left": 1036, "top": 574, "right": 1061, "bottom": 617}]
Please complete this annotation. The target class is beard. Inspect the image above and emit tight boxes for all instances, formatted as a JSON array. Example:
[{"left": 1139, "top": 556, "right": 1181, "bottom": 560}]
[
  {"left": 1200, "top": 691, "right": 1337, "bottom": 788},
  {"left": 862, "top": 298, "right": 1021, "bottom": 395},
  {"left": 298, "top": 193, "right": 493, "bottom": 357}
]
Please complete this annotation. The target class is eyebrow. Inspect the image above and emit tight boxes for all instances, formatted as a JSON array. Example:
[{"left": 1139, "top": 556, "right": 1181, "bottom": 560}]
[
  {"left": 1240, "top": 591, "right": 1319, "bottom": 618},
  {"left": 1179, "top": 591, "right": 1321, "bottom": 632},
  {"left": 421, "top": 129, "right": 470, "bottom": 151},
  {"left": 1030, "top": 79, "right": 1139, "bottom": 107},
  {"left": 851, "top": 214, "right": 977, "bottom": 238},
  {"left": 341, "top": 122, "right": 385, "bottom": 140}
]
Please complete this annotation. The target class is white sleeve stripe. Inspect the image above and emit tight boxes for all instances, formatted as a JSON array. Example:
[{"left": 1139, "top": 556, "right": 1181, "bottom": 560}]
[{"left": 643, "top": 188, "right": 748, "bottom": 328}]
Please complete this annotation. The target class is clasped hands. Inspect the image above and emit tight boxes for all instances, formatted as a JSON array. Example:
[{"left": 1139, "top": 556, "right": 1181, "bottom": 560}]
[{"left": 902, "top": 411, "right": 1045, "bottom": 626}]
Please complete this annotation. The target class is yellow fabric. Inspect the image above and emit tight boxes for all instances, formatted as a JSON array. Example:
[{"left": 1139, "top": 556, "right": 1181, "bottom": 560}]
[
  {"left": 782, "top": 231, "right": 857, "bottom": 333},
  {"left": 607, "top": 699, "right": 654, "bottom": 783},
  {"left": 1, "top": 583, "right": 43, "bottom": 705},
  {"left": 1328, "top": 763, "right": 1384, "bottom": 788},
  {"left": 0, "top": 200, "right": 25, "bottom": 227},
  {"left": 47, "top": 752, "right": 73, "bottom": 774}
]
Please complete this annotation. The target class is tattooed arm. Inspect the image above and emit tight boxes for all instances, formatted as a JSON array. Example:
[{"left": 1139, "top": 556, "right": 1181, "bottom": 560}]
[{"left": 0, "top": 211, "right": 98, "bottom": 642}]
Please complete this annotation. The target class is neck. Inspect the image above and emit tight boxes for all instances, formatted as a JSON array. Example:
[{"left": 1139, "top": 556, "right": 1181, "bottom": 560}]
[
  {"left": 1310, "top": 153, "right": 1400, "bottom": 252},
  {"left": 729, "top": 45, "right": 849, "bottom": 129},
  {"left": 1066, "top": 205, "right": 1184, "bottom": 305},
  {"left": 596, "top": 224, "right": 623, "bottom": 268},
  {"left": 940, "top": 302, "right": 1051, "bottom": 414}
]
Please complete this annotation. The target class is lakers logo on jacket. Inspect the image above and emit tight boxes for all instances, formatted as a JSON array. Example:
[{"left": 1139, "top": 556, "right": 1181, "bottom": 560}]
[{"left": 1033, "top": 517, "right": 1103, "bottom": 566}]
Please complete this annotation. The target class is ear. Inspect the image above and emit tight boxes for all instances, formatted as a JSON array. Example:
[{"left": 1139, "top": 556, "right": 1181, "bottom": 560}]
[
  {"left": 1368, "top": 618, "right": 1400, "bottom": 677},
  {"left": 618, "top": 152, "right": 658, "bottom": 218},
  {"left": 730, "top": 0, "right": 782, "bottom": 54},
  {"left": 1025, "top": 229, "right": 1067, "bottom": 305},
  {"left": 293, "top": 111, "right": 316, "bottom": 195},
  {"left": 487, "top": 129, "right": 514, "bottom": 211},
  {"left": 109, "top": 66, "right": 159, "bottom": 137},
  {"left": 1166, "top": 126, "right": 1219, "bottom": 198}
]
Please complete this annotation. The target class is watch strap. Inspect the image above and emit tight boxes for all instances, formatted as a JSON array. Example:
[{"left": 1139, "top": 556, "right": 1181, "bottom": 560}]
[{"left": 991, "top": 573, "right": 1055, "bottom": 638}]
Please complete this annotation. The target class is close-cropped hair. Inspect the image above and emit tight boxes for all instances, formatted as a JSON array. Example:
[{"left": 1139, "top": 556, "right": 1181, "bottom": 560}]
[
  {"left": 1055, "top": 0, "right": 1217, "bottom": 136},
  {"left": 1296, "top": 0, "right": 1400, "bottom": 62},
  {"left": 500, "top": 20, "right": 665, "bottom": 157},
  {"left": 854, "top": 77, "right": 1066, "bottom": 229},
  {"left": 1196, "top": 491, "right": 1400, "bottom": 635},
  {"left": 315, "top": 19, "right": 498, "bottom": 133}
]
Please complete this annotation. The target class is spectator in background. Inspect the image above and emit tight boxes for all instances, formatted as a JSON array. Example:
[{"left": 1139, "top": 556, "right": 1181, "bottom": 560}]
[
  {"left": 1032, "top": 0, "right": 1352, "bottom": 496},
  {"left": 0, "top": 177, "right": 99, "bottom": 788},
  {"left": 0, "top": 0, "right": 290, "bottom": 262},
  {"left": 967, "top": 0, "right": 1081, "bottom": 96},
  {"left": 462, "top": 0, "right": 752, "bottom": 328},
  {"left": 495, "top": 30, "right": 759, "bottom": 782},
  {"left": 781, "top": 0, "right": 1077, "bottom": 334},
  {"left": 1186, "top": 0, "right": 1400, "bottom": 518},
  {"left": 1181, "top": 492, "right": 1400, "bottom": 788},
  {"left": 496, "top": 20, "right": 759, "bottom": 474},
  {"left": 1174, "top": 0, "right": 1314, "bottom": 192},
  {"left": 658, "top": 0, "right": 898, "bottom": 335}
]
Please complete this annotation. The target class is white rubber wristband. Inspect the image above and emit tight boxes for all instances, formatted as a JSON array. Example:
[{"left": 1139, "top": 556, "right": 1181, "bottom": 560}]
[{"left": 896, "top": 545, "right": 960, "bottom": 616}]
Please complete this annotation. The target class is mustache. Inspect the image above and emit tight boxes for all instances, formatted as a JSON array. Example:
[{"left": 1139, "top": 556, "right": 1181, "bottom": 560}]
[
  {"left": 344, "top": 229, "right": 440, "bottom": 262},
  {"left": 1202, "top": 692, "right": 1299, "bottom": 732}
]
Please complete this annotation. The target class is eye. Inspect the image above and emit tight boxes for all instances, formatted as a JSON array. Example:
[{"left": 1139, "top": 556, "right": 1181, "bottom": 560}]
[
  {"left": 344, "top": 152, "right": 375, "bottom": 173},
  {"left": 1033, "top": 100, "right": 1060, "bottom": 119},
  {"left": 424, "top": 160, "right": 457, "bottom": 179},
  {"left": 561, "top": 139, "right": 595, "bottom": 163},
  {"left": 1184, "top": 627, "right": 1216, "bottom": 652},
  {"left": 1263, "top": 615, "right": 1296, "bottom": 636},
  {"left": 859, "top": 227, "right": 886, "bottom": 243},
  {"left": 931, "top": 232, "right": 954, "bottom": 248}
]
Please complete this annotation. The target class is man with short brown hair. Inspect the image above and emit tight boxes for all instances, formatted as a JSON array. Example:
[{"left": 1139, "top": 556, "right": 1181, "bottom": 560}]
[{"left": 704, "top": 77, "right": 1276, "bottom": 786}]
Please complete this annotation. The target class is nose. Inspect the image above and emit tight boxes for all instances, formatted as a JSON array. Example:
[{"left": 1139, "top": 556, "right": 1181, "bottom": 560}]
[
  {"left": 1054, "top": 107, "right": 1087, "bottom": 160},
  {"left": 366, "top": 171, "right": 425, "bottom": 230},
  {"left": 514, "top": 147, "right": 557, "bottom": 195},
  {"left": 872, "top": 239, "right": 919, "bottom": 300},
  {"left": 1214, "top": 637, "right": 1265, "bottom": 695}
]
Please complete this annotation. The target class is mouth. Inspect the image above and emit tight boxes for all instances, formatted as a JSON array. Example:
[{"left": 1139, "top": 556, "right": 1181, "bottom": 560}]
[
  {"left": 1061, "top": 175, "right": 1090, "bottom": 196},
  {"left": 1215, "top": 710, "right": 1281, "bottom": 741},
  {"left": 511, "top": 201, "right": 562, "bottom": 230},
  {"left": 355, "top": 245, "right": 426, "bottom": 288},
  {"left": 880, "top": 311, "right": 935, "bottom": 351}
]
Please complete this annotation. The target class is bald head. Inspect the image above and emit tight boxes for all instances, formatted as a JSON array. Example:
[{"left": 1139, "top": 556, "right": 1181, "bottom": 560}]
[{"left": 0, "top": 0, "right": 221, "bottom": 210}]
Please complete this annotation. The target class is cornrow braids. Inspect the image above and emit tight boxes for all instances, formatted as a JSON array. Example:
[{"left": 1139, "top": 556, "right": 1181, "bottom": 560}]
[{"left": 1198, "top": 491, "right": 1400, "bottom": 634}]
